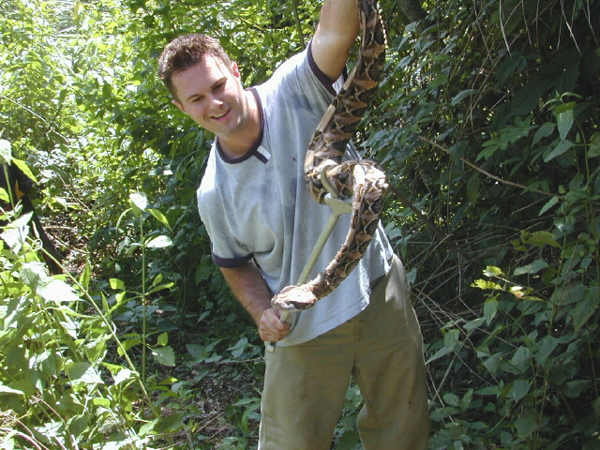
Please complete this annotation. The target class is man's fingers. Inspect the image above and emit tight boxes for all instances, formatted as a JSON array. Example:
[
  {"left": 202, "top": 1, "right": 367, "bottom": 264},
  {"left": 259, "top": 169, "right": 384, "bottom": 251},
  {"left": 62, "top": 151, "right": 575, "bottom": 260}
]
[{"left": 259, "top": 308, "right": 290, "bottom": 342}]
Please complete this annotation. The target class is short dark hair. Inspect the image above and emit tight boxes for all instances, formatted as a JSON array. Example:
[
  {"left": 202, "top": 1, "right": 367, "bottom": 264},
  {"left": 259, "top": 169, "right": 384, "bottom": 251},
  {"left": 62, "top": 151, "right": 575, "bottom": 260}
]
[{"left": 158, "top": 34, "right": 233, "bottom": 99}]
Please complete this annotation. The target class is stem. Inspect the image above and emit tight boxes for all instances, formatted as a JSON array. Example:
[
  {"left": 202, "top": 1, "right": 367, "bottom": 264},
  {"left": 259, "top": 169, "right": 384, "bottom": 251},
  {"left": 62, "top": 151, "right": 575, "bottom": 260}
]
[
  {"left": 291, "top": 0, "right": 306, "bottom": 48},
  {"left": 2, "top": 164, "right": 15, "bottom": 209},
  {"left": 417, "top": 134, "right": 560, "bottom": 198},
  {"left": 141, "top": 216, "right": 147, "bottom": 384},
  {"left": 34, "top": 238, "right": 159, "bottom": 419}
]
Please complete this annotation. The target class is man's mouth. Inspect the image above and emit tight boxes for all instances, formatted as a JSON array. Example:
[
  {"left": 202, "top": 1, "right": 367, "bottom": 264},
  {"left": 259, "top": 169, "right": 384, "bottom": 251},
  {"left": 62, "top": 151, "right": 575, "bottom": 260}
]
[{"left": 212, "top": 109, "right": 230, "bottom": 121}]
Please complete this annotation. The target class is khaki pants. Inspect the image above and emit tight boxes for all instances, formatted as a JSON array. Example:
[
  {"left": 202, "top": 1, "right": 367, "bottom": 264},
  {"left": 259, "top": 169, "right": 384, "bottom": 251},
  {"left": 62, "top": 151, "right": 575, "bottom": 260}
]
[{"left": 259, "top": 256, "right": 429, "bottom": 449}]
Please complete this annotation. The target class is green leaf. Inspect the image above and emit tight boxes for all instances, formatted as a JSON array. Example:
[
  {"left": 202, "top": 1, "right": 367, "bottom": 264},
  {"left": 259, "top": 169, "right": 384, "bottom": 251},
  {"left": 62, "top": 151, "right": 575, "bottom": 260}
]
[
  {"left": 539, "top": 196, "right": 560, "bottom": 216},
  {"left": 152, "top": 273, "right": 164, "bottom": 286},
  {"left": 522, "top": 231, "right": 561, "bottom": 248},
  {"left": 187, "top": 343, "right": 210, "bottom": 363},
  {"left": 152, "top": 346, "right": 175, "bottom": 366},
  {"left": 12, "top": 158, "right": 38, "bottom": 184},
  {"left": 556, "top": 109, "right": 573, "bottom": 141},
  {"left": 483, "top": 298, "right": 498, "bottom": 325},
  {"left": 536, "top": 336, "right": 558, "bottom": 365},
  {"left": 510, "top": 379, "right": 531, "bottom": 403},
  {"left": 139, "top": 419, "right": 158, "bottom": 437},
  {"left": 483, "top": 266, "right": 504, "bottom": 277},
  {"left": 444, "top": 329, "right": 460, "bottom": 351},
  {"left": 572, "top": 288, "right": 600, "bottom": 331},
  {"left": 426, "top": 346, "right": 450, "bottom": 364},
  {"left": 510, "top": 346, "right": 532, "bottom": 366},
  {"left": 0, "top": 139, "right": 12, "bottom": 165},
  {"left": 443, "top": 392, "right": 460, "bottom": 407},
  {"left": 92, "top": 398, "right": 111, "bottom": 408},
  {"left": 79, "top": 259, "right": 92, "bottom": 291},
  {"left": 157, "top": 332, "right": 169, "bottom": 346},
  {"left": 477, "top": 139, "right": 502, "bottom": 161},
  {"left": 515, "top": 415, "right": 537, "bottom": 438},
  {"left": 113, "top": 368, "right": 133, "bottom": 385},
  {"left": 109, "top": 278, "right": 125, "bottom": 290},
  {"left": 451, "top": 89, "right": 479, "bottom": 106},
  {"left": 0, "top": 383, "right": 24, "bottom": 396},
  {"left": 336, "top": 428, "right": 360, "bottom": 450},
  {"left": 482, "top": 353, "right": 501, "bottom": 375},
  {"left": 129, "top": 192, "right": 147, "bottom": 214},
  {"left": 532, "top": 122, "right": 556, "bottom": 145},
  {"left": 20, "top": 261, "right": 48, "bottom": 293},
  {"left": 155, "top": 411, "right": 185, "bottom": 433},
  {"left": 511, "top": 80, "right": 545, "bottom": 116},
  {"left": 514, "top": 259, "right": 549, "bottom": 276},
  {"left": 460, "top": 389, "right": 473, "bottom": 412},
  {"left": 429, "top": 73, "right": 448, "bottom": 89},
  {"left": 147, "top": 208, "right": 171, "bottom": 229},
  {"left": 68, "top": 363, "right": 104, "bottom": 385},
  {"left": 466, "top": 174, "right": 479, "bottom": 203},
  {"left": 472, "top": 279, "right": 503, "bottom": 290},
  {"left": 544, "top": 139, "right": 574, "bottom": 162},
  {"left": 38, "top": 279, "right": 80, "bottom": 303},
  {"left": 563, "top": 380, "right": 590, "bottom": 398},
  {"left": 146, "top": 235, "right": 173, "bottom": 249},
  {"left": 589, "top": 132, "right": 600, "bottom": 157},
  {"left": 119, "top": 337, "right": 142, "bottom": 356}
]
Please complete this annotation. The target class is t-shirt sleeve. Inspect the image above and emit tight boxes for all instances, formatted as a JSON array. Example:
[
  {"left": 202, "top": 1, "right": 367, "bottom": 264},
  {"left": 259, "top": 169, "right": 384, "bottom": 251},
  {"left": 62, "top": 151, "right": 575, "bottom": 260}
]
[
  {"left": 197, "top": 181, "right": 253, "bottom": 269},
  {"left": 264, "top": 41, "right": 346, "bottom": 117}
]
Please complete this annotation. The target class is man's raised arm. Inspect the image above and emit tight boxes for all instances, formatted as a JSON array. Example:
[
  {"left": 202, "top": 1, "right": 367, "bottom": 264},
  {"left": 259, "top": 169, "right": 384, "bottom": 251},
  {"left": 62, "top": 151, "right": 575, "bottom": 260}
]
[{"left": 311, "top": 0, "right": 361, "bottom": 82}]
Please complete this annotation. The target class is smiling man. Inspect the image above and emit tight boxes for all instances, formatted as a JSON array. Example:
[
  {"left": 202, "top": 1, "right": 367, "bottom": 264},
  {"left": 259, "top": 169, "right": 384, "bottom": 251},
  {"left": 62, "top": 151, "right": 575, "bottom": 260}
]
[
  {"left": 170, "top": 52, "right": 260, "bottom": 157},
  {"left": 158, "top": 0, "right": 429, "bottom": 448}
]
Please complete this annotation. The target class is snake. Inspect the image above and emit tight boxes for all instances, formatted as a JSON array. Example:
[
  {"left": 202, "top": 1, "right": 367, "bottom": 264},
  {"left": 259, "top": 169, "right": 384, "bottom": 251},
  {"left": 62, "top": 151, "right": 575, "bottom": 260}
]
[{"left": 272, "top": 0, "right": 388, "bottom": 311}]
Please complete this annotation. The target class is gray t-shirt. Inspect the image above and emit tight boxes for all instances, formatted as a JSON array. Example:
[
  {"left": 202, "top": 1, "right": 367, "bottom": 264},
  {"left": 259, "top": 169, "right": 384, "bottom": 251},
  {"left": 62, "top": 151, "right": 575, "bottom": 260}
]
[{"left": 197, "top": 45, "right": 393, "bottom": 346}]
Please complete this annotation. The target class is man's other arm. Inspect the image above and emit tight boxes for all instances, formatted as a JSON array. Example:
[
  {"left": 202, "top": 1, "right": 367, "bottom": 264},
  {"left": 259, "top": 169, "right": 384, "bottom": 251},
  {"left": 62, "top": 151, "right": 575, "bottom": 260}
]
[{"left": 220, "top": 262, "right": 290, "bottom": 342}]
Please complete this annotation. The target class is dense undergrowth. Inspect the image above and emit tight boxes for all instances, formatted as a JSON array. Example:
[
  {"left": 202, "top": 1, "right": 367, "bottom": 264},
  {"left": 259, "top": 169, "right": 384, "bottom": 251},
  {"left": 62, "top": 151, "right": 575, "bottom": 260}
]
[{"left": 1, "top": 0, "right": 599, "bottom": 448}]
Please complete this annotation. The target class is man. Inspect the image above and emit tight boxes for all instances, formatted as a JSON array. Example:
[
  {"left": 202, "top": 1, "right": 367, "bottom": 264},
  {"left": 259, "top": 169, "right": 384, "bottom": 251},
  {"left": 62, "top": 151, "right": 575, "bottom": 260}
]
[
  {"left": 1, "top": 161, "right": 63, "bottom": 274},
  {"left": 158, "top": 0, "right": 429, "bottom": 447}
]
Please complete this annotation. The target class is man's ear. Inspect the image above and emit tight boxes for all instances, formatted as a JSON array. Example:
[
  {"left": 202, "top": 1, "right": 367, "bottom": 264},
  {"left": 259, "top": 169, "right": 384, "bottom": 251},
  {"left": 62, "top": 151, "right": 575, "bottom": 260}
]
[
  {"left": 231, "top": 62, "right": 241, "bottom": 79},
  {"left": 172, "top": 99, "right": 187, "bottom": 114}
]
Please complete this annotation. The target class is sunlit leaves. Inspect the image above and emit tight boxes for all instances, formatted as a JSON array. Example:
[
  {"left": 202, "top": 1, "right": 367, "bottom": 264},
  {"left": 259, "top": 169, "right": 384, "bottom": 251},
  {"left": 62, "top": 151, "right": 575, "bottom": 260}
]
[
  {"left": 0, "top": 140, "right": 11, "bottom": 164},
  {"left": 152, "top": 346, "right": 175, "bottom": 367}
]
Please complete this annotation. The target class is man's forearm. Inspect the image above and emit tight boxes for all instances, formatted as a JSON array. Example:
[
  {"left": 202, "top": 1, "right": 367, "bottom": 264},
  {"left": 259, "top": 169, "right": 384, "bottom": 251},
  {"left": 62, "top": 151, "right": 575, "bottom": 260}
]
[
  {"left": 220, "top": 262, "right": 290, "bottom": 342},
  {"left": 219, "top": 262, "right": 272, "bottom": 326}
]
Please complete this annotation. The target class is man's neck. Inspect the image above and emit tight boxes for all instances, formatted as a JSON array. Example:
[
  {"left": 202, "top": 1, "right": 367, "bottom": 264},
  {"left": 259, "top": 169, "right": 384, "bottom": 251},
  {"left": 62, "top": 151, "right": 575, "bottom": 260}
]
[{"left": 218, "top": 90, "right": 261, "bottom": 159}]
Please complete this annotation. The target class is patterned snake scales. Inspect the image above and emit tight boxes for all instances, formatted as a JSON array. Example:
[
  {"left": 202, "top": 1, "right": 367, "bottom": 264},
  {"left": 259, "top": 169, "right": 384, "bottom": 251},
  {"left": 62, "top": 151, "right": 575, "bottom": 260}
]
[{"left": 272, "top": 0, "right": 388, "bottom": 311}]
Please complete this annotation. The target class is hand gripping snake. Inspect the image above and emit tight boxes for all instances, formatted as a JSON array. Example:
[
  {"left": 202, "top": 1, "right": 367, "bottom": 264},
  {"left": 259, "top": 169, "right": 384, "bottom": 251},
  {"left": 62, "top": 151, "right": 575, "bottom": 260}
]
[{"left": 272, "top": 0, "right": 388, "bottom": 311}]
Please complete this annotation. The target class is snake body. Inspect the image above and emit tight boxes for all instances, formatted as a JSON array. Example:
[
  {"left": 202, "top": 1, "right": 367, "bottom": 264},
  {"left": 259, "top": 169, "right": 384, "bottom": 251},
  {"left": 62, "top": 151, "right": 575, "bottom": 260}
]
[{"left": 272, "top": 0, "right": 387, "bottom": 311}]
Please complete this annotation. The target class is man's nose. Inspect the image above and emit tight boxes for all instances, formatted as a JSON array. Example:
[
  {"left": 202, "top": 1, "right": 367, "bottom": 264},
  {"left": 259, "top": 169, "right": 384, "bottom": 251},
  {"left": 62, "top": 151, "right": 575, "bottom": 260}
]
[{"left": 208, "top": 93, "right": 224, "bottom": 108}]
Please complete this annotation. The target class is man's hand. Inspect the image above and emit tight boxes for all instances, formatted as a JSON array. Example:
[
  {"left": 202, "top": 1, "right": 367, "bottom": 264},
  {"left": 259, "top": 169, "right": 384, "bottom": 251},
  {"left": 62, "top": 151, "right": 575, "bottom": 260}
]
[{"left": 259, "top": 307, "right": 291, "bottom": 342}]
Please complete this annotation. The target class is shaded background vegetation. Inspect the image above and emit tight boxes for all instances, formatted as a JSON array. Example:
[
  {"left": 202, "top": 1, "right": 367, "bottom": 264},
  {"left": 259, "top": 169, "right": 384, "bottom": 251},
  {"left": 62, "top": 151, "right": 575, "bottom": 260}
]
[{"left": 1, "top": 0, "right": 599, "bottom": 448}]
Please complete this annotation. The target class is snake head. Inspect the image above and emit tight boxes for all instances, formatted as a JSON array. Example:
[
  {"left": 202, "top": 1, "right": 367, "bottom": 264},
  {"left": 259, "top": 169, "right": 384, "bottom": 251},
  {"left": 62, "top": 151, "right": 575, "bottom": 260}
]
[{"left": 272, "top": 285, "right": 318, "bottom": 311}]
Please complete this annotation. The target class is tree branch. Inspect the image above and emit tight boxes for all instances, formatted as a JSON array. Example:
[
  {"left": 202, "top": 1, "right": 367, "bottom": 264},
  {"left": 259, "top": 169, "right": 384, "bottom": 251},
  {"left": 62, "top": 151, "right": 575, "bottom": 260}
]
[{"left": 416, "top": 134, "right": 560, "bottom": 198}]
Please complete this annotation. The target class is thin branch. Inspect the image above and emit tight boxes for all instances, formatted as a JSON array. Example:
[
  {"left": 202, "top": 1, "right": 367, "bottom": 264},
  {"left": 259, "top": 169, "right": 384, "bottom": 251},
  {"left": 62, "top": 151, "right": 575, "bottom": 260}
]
[
  {"left": 416, "top": 134, "right": 560, "bottom": 198},
  {"left": 291, "top": 0, "right": 306, "bottom": 48}
]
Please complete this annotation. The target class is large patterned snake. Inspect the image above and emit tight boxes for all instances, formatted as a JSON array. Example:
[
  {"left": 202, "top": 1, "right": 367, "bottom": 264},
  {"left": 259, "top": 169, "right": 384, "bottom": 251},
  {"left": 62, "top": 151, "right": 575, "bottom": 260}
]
[{"left": 272, "top": 0, "right": 388, "bottom": 311}]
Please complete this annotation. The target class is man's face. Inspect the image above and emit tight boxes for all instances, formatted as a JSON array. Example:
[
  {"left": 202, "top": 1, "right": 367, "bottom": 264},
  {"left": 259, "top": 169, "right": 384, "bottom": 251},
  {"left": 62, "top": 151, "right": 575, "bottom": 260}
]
[{"left": 171, "top": 56, "right": 249, "bottom": 138}]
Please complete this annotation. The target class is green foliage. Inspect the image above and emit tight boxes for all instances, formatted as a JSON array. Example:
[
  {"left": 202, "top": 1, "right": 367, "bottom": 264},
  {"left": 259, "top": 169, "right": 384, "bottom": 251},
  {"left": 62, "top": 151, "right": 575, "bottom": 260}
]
[
  {"left": 366, "top": 0, "right": 600, "bottom": 447},
  {"left": 0, "top": 221, "right": 152, "bottom": 448},
  {"left": 2, "top": 0, "right": 600, "bottom": 447}
]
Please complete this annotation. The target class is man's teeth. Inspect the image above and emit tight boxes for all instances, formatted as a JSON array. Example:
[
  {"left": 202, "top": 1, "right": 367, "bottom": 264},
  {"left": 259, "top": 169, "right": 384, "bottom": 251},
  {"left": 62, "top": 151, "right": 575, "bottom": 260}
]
[{"left": 213, "top": 111, "right": 227, "bottom": 119}]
